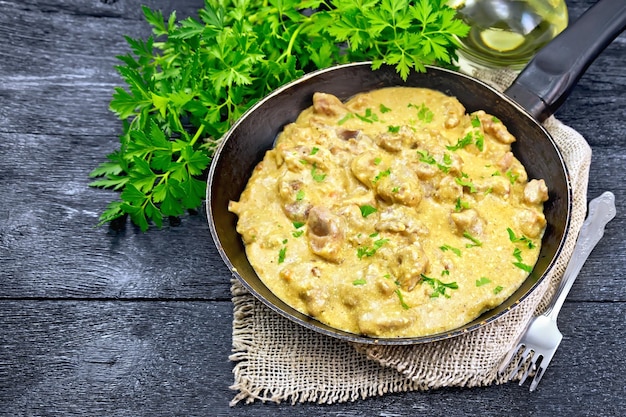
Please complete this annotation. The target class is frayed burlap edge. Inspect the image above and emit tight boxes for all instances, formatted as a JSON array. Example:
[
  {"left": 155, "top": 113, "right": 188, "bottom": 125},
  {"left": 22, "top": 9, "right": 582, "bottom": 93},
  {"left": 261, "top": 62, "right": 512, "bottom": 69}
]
[{"left": 228, "top": 70, "right": 592, "bottom": 405}]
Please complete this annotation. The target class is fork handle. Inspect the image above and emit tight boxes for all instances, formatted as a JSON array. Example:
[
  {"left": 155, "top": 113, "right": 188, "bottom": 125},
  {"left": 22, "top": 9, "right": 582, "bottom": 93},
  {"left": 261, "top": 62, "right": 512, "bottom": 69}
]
[{"left": 544, "top": 192, "right": 616, "bottom": 321}]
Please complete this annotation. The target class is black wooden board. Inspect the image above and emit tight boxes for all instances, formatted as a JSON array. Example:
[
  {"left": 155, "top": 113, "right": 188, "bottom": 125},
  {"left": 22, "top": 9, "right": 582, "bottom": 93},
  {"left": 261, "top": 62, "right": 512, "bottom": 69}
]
[{"left": 1, "top": 1, "right": 625, "bottom": 416}]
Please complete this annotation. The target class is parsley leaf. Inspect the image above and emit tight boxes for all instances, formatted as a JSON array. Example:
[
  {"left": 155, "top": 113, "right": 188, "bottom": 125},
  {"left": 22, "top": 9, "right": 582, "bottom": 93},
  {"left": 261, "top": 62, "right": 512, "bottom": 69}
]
[
  {"left": 507, "top": 227, "right": 536, "bottom": 249},
  {"left": 373, "top": 168, "right": 391, "bottom": 183},
  {"left": 475, "top": 277, "right": 491, "bottom": 287},
  {"left": 278, "top": 239, "right": 289, "bottom": 263},
  {"left": 421, "top": 274, "right": 459, "bottom": 298},
  {"left": 463, "top": 231, "right": 482, "bottom": 247},
  {"left": 357, "top": 237, "right": 389, "bottom": 259},
  {"left": 409, "top": 103, "right": 434, "bottom": 123},
  {"left": 311, "top": 163, "right": 327, "bottom": 182},
  {"left": 512, "top": 247, "right": 533, "bottom": 272},
  {"left": 91, "top": 0, "right": 468, "bottom": 230},
  {"left": 359, "top": 205, "right": 378, "bottom": 218},
  {"left": 395, "top": 288, "right": 410, "bottom": 309},
  {"left": 446, "top": 133, "right": 474, "bottom": 151},
  {"left": 455, "top": 176, "right": 477, "bottom": 193},
  {"left": 440, "top": 244, "right": 462, "bottom": 257}
]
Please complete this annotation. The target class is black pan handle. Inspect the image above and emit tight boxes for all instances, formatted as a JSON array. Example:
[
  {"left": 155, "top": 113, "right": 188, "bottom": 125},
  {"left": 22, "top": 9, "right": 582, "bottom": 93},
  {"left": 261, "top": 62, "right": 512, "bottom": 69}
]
[{"left": 505, "top": 0, "right": 626, "bottom": 122}]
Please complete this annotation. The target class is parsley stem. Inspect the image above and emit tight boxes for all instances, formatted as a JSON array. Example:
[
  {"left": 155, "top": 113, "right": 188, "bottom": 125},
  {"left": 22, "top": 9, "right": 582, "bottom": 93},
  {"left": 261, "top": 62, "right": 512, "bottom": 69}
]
[
  {"left": 188, "top": 123, "right": 205, "bottom": 148},
  {"left": 280, "top": 23, "right": 306, "bottom": 61}
]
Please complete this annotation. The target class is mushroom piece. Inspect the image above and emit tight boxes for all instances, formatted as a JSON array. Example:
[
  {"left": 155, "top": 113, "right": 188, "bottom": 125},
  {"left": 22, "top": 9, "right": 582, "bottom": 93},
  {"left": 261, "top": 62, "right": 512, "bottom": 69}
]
[
  {"left": 474, "top": 110, "right": 516, "bottom": 144},
  {"left": 390, "top": 243, "right": 429, "bottom": 292},
  {"left": 514, "top": 209, "right": 547, "bottom": 239},
  {"left": 306, "top": 206, "right": 346, "bottom": 263},
  {"left": 450, "top": 209, "right": 485, "bottom": 236},
  {"left": 312, "top": 92, "right": 347, "bottom": 117},
  {"left": 435, "top": 175, "right": 463, "bottom": 203},
  {"left": 524, "top": 179, "right": 549, "bottom": 205}
]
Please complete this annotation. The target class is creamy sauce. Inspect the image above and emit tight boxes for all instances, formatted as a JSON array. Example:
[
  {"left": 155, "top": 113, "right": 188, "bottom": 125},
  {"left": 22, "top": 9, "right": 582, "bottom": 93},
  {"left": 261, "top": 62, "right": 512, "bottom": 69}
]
[{"left": 229, "top": 87, "right": 548, "bottom": 338}]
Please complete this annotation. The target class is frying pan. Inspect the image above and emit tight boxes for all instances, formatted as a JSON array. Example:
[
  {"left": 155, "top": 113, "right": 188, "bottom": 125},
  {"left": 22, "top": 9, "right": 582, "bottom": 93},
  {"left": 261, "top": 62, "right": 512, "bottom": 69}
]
[{"left": 207, "top": 0, "right": 626, "bottom": 345}]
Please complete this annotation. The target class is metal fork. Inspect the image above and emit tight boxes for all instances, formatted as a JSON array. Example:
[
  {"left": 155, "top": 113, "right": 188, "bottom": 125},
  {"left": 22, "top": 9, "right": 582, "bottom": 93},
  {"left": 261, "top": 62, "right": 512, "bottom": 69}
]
[{"left": 498, "top": 191, "right": 616, "bottom": 391}]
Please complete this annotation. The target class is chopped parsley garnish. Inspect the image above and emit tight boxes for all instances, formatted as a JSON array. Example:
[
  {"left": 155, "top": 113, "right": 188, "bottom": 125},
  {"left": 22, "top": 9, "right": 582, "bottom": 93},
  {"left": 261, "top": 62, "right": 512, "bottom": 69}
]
[
  {"left": 337, "top": 113, "right": 354, "bottom": 125},
  {"left": 455, "top": 197, "right": 470, "bottom": 212},
  {"left": 513, "top": 262, "right": 533, "bottom": 273},
  {"left": 278, "top": 241, "right": 287, "bottom": 264},
  {"left": 447, "top": 129, "right": 484, "bottom": 152},
  {"left": 295, "top": 189, "right": 305, "bottom": 201},
  {"left": 417, "top": 150, "right": 437, "bottom": 165},
  {"left": 440, "top": 244, "right": 462, "bottom": 257},
  {"left": 379, "top": 103, "right": 392, "bottom": 114},
  {"left": 292, "top": 221, "right": 305, "bottom": 237},
  {"left": 494, "top": 285, "right": 504, "bottom": 294},
  {"left": 474, "top": 132, "right": 484, "bottom": 151},
  {"left": 512, "top": 247, "right": 533, "bottom": 272},
  {"left": 357, "top": 237, "right": 389, "bottom": 259},
  {"left": 388, "top": 125, "right": 400, "bottom": 133},
  {"left": 506, "top": 170, "right": 519, "bottom": 184},
  {"left": 455, "top": 176, "right": 477, "bottom": 193},
  {"left": 353, "top": 278, "right": 367, "bottom": 286},
  {"left": 417, "top": 150, "right": 452, "bottom": 173},
  {"left": 507, "top": 227, "right": 536, "bottom": 249},
  {"left": 475, "top": 277, "right": 491, "bottom": 287},
  {"left": 446, "top": 132, "right": 473, "bottom": 151},
  {"left": 438, "top": 153, "right": 453, "bottom": 173},
  {"left": 372, "top": 168, "right": 391, "bottom": 183},
  {"left": 359, "top": 205, "right": 378, "bottom": 218},
  {"left": 311, "top": 163, "right": 326, "bottom": 182},
  {"left": 471, "top": 115, "right": 481, "bottom": 128},
  {"left": 395, "top": 288, "right": 410, "bottom": 309},
  {"left": 421, "top": 274, "right": 459, "bottom": 298},
  {"left": 374, "top": 157, "right": 382, "bottom": 165},
  {"left": 463, "top": 231, "right": 482, "bottom": 247},
  {"left": 310, "top": 147, "right": 320, "bottom": 155},
  {"left": 354, "top": 108, "right": 379, "bottom": 123},
  {"left": 409, "top": 103, "right": 434, "bottom": 123}
]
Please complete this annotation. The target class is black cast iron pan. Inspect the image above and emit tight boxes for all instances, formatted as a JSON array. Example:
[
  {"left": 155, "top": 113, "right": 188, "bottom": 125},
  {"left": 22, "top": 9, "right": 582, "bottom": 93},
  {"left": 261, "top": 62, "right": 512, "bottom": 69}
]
[{"left": 207, "top": 0, "right": 626, "bottom": 344}]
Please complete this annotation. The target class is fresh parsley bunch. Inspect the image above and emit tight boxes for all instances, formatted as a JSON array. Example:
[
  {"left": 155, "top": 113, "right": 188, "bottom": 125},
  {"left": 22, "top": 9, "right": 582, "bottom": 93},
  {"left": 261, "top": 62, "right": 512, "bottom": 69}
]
[{"left": 90, "top": 0, "right": 469, "bottom": 231}]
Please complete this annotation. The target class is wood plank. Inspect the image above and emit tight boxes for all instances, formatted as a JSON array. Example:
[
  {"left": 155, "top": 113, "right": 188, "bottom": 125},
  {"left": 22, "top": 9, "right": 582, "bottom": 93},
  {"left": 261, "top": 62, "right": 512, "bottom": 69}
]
[
  {"left": 1, "top": 132, "right": 624, "bottom": 301},
  {"left": 0, "top": 300, "right": 624, "bottom": 416},
  {"left": 0, "top": 0, "right": 624, "bottom": 415},
  {"left": 0, "top": 0, "right": 200, "bottom": 136}
]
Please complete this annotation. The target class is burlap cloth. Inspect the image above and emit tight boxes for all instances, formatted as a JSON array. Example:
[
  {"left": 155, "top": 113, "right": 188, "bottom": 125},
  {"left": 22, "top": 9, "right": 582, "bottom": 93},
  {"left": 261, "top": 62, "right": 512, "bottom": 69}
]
[{"left": 227, "top": 69, "right": 592, "bottom": 406}]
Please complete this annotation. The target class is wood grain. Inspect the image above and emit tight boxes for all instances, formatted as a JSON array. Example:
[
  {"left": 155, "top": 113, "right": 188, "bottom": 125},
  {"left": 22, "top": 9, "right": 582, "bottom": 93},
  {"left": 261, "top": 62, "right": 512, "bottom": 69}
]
[
  {"left": 0, "top": 0, "right": 625, "bottom": 415},
  {"left": 0, "top": 301, "right": 624, "bottom": 416}
]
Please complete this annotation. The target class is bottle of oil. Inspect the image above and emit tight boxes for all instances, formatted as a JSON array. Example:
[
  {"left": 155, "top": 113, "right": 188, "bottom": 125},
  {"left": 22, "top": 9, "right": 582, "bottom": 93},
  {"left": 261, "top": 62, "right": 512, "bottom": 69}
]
[{"left": 448, "top": 0, "right": 568, "bottom": 71}]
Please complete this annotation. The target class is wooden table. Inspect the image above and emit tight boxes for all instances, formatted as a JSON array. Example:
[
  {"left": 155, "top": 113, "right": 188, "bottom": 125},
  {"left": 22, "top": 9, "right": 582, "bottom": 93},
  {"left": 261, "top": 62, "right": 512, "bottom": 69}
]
[{"left": 1, "top": 1, "right": 624, "bottom": 415}]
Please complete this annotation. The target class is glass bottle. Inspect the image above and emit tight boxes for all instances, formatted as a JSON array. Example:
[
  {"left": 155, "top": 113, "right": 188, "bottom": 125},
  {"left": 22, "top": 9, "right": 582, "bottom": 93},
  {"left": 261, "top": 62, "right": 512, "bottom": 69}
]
[{"left": 448, "top": 0, "right": 568, "bottom": 71}]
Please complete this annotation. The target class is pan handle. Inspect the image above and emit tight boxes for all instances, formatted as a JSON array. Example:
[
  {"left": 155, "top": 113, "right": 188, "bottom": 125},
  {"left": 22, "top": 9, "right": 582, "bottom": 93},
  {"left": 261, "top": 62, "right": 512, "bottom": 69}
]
[{"left": 504, "top": 0, "right": 626, "bottom": 122}]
